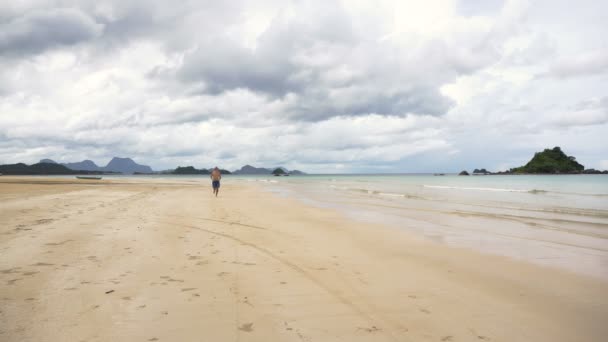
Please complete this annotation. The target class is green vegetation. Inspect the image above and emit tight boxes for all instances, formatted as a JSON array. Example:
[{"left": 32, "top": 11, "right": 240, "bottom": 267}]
[
  {"left": 272, "top": 168, "right": 286, "bottom": 175},
  {"left": 0, "top": 162, "right": 106, "bottom": 175},
  {"left": 171, "top": 166, "right": 231, "bottom": 175},
  {"left": 172, "top": 166, "right": 209, "bottom": 174},
  {"left": 510, "top": 147, "right": 584, "bottom": 174}
]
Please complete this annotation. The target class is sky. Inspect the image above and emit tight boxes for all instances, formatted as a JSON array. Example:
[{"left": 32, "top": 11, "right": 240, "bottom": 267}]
[{"left": 1, "top": 0, "right": 607, "bottom": 173}]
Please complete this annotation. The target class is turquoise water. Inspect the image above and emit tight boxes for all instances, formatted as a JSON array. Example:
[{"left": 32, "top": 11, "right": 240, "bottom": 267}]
[{"left": 230, "top": 174, "right": 608, "bottom": 279}]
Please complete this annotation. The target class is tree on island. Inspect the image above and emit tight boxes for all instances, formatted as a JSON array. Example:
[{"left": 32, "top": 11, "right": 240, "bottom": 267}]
[
  {"left": 0, "top": 162, "right": 107, "bottom": 175},
  {"left": 510, "top": 147, "right": 584, "bottom": 174},
  {"left": 272, "top": 168, "right": 286, "bottom": 176},
  {"left": 171, "top": 166, "right": 231, "bottom": 175},
  {"left": 172, "top": 166, "right": 209, "bottom": 175}
]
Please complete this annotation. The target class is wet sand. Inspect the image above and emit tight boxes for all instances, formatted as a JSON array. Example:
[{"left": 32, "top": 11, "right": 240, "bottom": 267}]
[{"left": 1, "top": 176, "right": 607, "bottom": 341}]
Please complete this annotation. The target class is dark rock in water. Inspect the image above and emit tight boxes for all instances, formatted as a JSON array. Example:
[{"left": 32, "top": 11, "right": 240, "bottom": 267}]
[
  {"left": 473, "top": 168, "right": 490, "bottom": 174},
  {"left": 583, "top": 169, "right": 607, "bottom": 174},
  {"left": 103, "top": 157, "right": 153, "bottom": 174},
  {"left": 459, "top": 170, "right": 470, "bottom": 176}
]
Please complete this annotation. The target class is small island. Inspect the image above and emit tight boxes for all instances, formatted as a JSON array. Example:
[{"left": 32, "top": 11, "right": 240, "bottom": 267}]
[
  {"left": 272, "top": 168, "right": 288, "bottom": 176},
  {"left": 509, "top": 147, "right": 584, "bottom": 174},
  {"left": 463, "top": 147, "right": 607, "bottom": 175},
  {"left": 171, "top": 166, "right": 231, "bottom": 175}
]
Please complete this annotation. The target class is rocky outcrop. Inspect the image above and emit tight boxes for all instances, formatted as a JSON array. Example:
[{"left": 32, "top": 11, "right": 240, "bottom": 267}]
[
  {"left": 103, "top": 157, "right": 153, "bottom": 174},
  {"left": 232, "top": 165, "right": 272, "bottom": 175},
  {"left": 63, "top": 160, "right": 102, "bottom": 171}
]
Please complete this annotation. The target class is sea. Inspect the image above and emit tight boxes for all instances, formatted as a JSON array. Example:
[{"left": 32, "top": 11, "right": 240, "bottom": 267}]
[{"left": 231, "top": 174, "right": 608, "bottom": 280}]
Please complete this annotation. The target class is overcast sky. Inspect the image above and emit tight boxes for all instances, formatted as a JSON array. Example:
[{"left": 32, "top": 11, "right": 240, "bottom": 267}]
[{"left": 1, "top": 0, "right": 607, "bottom": 173}]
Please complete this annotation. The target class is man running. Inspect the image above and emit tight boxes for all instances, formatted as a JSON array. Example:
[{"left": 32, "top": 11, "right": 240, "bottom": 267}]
[{"left": 210, "top": 166, "right": 221, "bottom": 197}]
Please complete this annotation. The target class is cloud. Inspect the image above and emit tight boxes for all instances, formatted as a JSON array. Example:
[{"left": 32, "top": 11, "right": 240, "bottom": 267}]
[
  {"left": 543, "top": 50, "right": 608, "bottom": 79},
  {"left": 0, "top": 0, "right": 607, "bottom": 172},
  {"left": 550, "top": 97, "right": 608, "bottom": 127},
  {"left": 170, "top": 0, "right": 511, "bottom": 121},
  {"left": 0, "top": 8, "right": 103, "bottom": 57}
]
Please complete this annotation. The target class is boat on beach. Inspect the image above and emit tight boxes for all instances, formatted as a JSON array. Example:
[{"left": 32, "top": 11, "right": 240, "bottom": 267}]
[{"left": 76, "top": 176, "right": 102, "bottom": 180}]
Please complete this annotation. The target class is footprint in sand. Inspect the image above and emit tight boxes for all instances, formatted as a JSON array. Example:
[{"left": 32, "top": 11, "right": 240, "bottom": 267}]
[
  {"left": 357, "top": 326, "right": 380, "bottom": 333},
  {"left": 45, "top": 240, "right": 73, "bottom": 246},
  {"left": 441, "top": 336, "right": 453, "bottom": 341},
  {"left": 238, "top": 323, "right": 254, "bottom": 332},
  {"left": 1, "top": 267, "right": 21, "bottom": 274},
  {"left": 31, "top": 262, "right": 54, "bottom": 267}
]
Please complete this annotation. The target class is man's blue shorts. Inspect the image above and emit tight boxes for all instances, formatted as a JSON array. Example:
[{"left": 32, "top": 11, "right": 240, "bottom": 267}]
[{"left": 212, "top": 180, "right": 220, "bottom": 189}]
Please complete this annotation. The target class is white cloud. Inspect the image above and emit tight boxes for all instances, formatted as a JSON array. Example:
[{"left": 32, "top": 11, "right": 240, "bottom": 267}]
[{"left": 0, "top": 0, "right": 607, "bottom": 172}]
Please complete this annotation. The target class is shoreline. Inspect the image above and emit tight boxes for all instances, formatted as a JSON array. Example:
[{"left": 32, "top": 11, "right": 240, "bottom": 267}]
[{"left": 1, "top": 176, "right": 607, "bottom": 341}]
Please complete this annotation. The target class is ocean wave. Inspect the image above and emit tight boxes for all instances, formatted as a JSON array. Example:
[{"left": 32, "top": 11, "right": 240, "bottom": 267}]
[
  {"left": 256, "top": 179, "right": 279, "bottom": 183},
  {"left": 329, "top": 185, "right": 426, "bottom": 199},
  {"left": 422, "top": 185, "right": 607, "bottom": 197},
  {"left": 423, "top": 185, "right": 532, "bottom": 193}
]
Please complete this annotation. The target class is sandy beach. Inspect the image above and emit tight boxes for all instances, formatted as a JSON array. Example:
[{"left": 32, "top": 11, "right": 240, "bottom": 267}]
[{"left": 0, "top": 177, "right": 606, "bottom": 342}]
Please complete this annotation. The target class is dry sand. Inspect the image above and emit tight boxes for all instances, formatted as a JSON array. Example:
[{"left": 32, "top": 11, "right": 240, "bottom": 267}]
[{"left": 0, "top": 176, "right": 606, "bottom": 341}]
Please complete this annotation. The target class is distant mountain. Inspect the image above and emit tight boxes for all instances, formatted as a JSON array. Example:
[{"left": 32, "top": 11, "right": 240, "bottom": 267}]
[
  {"left": 43, "top": 157, "right": 151, "bottom": 174},
  {"left": 1, "top": 162, "right": 83, "bottom": 175},
  {"left": 104, "top": 157, "right": 153, "bottom": 174},
  {"left": 63, "top": 160, "right": 102, "bottom": 171},
  {"left": 232, "top": 164, "right": 305, "bottom": 175},
  {"left": 232, "top": 165, "right": 272, "bottom": 175},
  {"left": 39, "top": 159, "right": 57, "bottom": 164}
]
